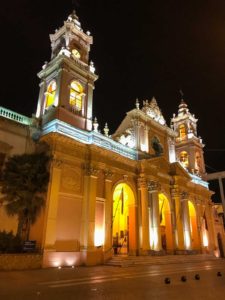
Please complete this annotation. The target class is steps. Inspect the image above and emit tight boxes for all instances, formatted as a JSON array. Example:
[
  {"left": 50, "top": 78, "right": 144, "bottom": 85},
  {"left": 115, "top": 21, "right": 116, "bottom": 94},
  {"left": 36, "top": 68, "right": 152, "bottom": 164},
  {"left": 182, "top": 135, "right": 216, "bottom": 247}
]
[{"left": 105, "top": 254, "right": 219, "bottom": 267}]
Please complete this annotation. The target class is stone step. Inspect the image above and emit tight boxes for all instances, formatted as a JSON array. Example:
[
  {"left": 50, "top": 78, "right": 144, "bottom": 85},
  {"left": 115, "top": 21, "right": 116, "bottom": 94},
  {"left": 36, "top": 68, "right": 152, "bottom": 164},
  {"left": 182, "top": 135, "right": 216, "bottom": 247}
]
[{"left": 105, "top": 254, "right": 219, "bottom": 267}]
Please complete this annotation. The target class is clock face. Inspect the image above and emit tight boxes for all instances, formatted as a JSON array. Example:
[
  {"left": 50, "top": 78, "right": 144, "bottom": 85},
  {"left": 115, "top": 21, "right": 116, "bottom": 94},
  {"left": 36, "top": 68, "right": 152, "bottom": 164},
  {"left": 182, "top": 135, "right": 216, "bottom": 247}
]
[{"left": 72, "top": 49, "right": 81, "bottom": 59}]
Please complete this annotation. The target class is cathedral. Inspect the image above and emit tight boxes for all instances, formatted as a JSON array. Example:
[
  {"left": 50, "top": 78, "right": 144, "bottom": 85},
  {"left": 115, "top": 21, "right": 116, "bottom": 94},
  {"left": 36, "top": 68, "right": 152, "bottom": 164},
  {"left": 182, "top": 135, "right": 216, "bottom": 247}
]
[{"left": 0, "top": 11, "right": 225, "bottom": 267}]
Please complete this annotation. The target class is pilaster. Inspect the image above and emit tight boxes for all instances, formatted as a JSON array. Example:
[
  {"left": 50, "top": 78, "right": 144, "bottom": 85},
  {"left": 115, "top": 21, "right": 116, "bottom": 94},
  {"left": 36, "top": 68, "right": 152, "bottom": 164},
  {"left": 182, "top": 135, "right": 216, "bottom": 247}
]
[
  {"left": 138, "top": 175, "right": 150, "bottom": 254},
  {"left": 42, "top": 158, "right": 62, "bottom": 250},
  {"left": 181, "top": 191, "right": 192, "bottom": 250},
  {"left": 148, "top": 180, "right": 162, "bottom": 251},
  {"left": 103, "top": 169, "right": 113, "bottom": 256},
  {"left": 170, "top": 187, "right": 184, "bottom": 250},
  {"left": 80, "top": 164, "right": 99, "bottom": 253}
]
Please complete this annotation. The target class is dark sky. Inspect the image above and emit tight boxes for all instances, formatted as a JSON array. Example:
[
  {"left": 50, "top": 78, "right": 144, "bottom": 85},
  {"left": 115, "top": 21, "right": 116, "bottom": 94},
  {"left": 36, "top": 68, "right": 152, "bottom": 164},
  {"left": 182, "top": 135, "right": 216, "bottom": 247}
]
[{"left": 0, "top": 0, "right": 225, "bottom": 181}]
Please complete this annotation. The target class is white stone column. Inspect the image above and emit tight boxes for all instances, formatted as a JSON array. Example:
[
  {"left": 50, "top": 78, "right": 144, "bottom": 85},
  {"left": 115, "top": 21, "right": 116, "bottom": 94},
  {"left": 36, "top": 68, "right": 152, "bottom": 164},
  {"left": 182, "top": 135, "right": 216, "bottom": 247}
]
[
  {"left": 148, "top": 180, "right": 162, "bottom": 251},
  {"left": 36, "top": 80, "right": 46, "bottom": 118}
]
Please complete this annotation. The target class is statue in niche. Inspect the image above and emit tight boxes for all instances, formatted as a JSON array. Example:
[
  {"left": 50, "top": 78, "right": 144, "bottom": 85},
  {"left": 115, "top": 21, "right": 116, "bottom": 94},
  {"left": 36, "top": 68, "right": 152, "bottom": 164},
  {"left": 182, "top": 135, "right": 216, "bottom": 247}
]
[{"left": 151, "top": 136, "right": 163, "bottom": 156}]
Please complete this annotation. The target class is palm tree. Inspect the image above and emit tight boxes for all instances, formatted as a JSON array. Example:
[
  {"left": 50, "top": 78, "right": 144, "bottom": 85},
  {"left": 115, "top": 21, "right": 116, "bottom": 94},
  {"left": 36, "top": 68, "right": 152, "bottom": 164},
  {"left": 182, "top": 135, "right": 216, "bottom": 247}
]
[{"left": 1, "top": 146, "right": 50, "bottom": 241}]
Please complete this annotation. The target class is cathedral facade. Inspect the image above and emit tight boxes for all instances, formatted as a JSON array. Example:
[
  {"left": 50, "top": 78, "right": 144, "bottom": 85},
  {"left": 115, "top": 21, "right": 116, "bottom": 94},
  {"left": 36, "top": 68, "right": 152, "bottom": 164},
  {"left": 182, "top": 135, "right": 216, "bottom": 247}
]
[{"left": 0, "top": 12, "right": 224, "bottom": 267}]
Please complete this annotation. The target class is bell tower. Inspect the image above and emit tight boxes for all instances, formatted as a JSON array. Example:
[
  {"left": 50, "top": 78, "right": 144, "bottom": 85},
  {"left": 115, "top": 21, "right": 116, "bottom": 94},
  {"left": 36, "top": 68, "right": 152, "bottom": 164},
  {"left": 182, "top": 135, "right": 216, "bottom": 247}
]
[
  {"left": 36, "top": 11, "right": 98, "bottom": 131},
  {"left": 171, "top": 99, "right": 206, "bottom": 176}
]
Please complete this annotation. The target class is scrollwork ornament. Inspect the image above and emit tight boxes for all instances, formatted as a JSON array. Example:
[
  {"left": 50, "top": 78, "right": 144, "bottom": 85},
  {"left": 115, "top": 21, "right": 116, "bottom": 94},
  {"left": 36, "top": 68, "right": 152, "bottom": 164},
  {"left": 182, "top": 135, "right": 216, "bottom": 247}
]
[
  {"left": 147, "top": 180, "right": 161, "bottom": 192},
  {"left": 180, "top": 191, "right": 189, "bottom": 201},
  {"left": 52, "top": 158, "right": 62, "bottom": 168},
  {"left": 84, "top": 164, "right": 99, "bottom": 177},
  {"left": 104, "top": 169, "right": 114, "bottom": 180},
  {"left": 137, "top": 176, "right": 147, "bottom": 189}
]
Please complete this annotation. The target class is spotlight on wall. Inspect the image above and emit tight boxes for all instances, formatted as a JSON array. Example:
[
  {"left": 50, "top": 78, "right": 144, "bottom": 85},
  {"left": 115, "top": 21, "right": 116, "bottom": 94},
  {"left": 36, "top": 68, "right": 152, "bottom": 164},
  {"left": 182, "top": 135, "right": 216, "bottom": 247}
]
[
  {"left": 58, "top": 266, "right": 62, "bottom": 269},
  {"left": 181, "top": 276, "right": 187, "bottom": 282},
  {"left": 71, "top": 265, "right": 75, "bottom": 269}
]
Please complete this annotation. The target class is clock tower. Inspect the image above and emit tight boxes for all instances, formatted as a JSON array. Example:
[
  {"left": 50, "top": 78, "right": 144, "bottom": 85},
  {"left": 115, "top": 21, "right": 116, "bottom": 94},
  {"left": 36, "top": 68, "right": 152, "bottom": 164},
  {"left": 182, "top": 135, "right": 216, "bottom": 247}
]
[
  {"left": 171, "top": 99, "right": 206, "bottom": 176},
  {"left": 36, "top": 11, "right": 98, "bottom": 131}
]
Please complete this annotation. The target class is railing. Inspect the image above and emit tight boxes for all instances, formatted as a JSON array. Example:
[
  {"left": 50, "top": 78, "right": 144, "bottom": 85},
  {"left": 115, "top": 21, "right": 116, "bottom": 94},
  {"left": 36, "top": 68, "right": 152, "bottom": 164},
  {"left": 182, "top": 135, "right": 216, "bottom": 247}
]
[{"left": 0, "top": 106, "right": 31, "bottom": 125}]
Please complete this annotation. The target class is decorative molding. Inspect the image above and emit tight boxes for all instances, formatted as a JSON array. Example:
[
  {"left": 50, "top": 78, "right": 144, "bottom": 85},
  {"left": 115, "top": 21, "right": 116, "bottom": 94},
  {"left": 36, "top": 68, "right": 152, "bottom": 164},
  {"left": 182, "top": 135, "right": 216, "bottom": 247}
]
[
  {"left": 84, "top": 164, "right": 99, "bottom": 177},
  {"left": 123, "top": 174, "right": 128, "bottom": 181},
  {"left": 104, "top": 169, "right": 114, "bottom": 180},
  {"left": 148, "top": 180, "right": 161, "bottom": 192},
  {"left": 42, "top": 119, "right": 137, "bottom": 160},
  {"left": 61, "top": 167, "right": 81, "bottom": 193},
  {"left": 52, "top": 158, "right": 62, "bottom": 168},
  {"left": 137, "top": 176, "right": 147, "bottom": 189},
  {"left": 180, "top": 191, "right": 189, "bottom": 200},
  {"left": 170, "top": 187, "right": 180, "bottom": 198}
]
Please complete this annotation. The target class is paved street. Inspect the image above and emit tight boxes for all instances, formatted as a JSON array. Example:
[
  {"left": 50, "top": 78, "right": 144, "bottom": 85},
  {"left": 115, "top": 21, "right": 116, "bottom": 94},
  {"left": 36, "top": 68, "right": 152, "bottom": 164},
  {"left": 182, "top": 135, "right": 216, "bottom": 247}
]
[{"left": 0, "top": 258, "right": 225, "bottom": 299}]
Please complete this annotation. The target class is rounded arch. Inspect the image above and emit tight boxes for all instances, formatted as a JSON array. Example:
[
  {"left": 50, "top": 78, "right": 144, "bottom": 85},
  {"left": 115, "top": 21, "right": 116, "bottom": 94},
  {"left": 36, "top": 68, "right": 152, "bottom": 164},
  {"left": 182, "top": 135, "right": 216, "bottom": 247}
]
[
  {"left": 112, "top": 182, "right": 137, "bottom": 255},
  {"left": 45, "top": 80, "right": 56, "bottom": 108},
  {"left": 69, "top": 80, "right": 84, "bottom": 112},
  {"left": 188, "top": 200, "right": 200, "bottom": 249},
  {"left": 158, "top": 193, "right": 173, "bottom": 251}
]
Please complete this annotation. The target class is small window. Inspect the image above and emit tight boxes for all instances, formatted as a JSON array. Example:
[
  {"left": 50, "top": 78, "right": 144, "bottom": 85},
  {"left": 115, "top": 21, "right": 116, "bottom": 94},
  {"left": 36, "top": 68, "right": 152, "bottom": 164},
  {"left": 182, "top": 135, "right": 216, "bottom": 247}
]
[
  {"left": 70, "top": 81, "right": 83, "bottom": 112},
  {"left": 179, "top": 124, "right": 186, "bottom": 139},
  {"left": 45, "top": 81, "right": 57, "bottom": 108},
  {"left": 195, "top": 151, "right": 202, "bottom": 172}
]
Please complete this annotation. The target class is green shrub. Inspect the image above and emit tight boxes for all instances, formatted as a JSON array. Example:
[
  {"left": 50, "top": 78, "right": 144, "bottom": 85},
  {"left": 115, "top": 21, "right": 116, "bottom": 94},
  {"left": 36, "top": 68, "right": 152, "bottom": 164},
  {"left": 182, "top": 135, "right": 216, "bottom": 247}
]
[{"left": 0, "top": 230, "right": 23, "bottom": 253}]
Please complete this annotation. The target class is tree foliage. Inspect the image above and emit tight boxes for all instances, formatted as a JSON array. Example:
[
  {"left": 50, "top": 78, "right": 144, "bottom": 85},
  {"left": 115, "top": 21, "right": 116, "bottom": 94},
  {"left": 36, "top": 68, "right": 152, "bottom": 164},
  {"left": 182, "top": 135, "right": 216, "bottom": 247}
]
[
  {"left": 1, "top": 148, "right": 50, "bottom": 240},
  {"left": 0, "top": 230, "right": 22, "bottom": 253}
]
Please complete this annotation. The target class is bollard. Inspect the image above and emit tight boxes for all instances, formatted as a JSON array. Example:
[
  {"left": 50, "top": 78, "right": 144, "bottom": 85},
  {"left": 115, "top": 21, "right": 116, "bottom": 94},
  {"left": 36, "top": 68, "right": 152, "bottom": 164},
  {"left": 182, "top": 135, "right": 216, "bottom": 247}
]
[
  {"left": 217, "top": 271, "right": 222, "bottom": 277},
  {"left": 195, "top": 274, "right": 200, "bottom": 280},
  {"left": 181, "top": 275, "right": 187, "bottom": 282},
  {"left": 165, "top": 277, "right": 171, "bottom": 284}
]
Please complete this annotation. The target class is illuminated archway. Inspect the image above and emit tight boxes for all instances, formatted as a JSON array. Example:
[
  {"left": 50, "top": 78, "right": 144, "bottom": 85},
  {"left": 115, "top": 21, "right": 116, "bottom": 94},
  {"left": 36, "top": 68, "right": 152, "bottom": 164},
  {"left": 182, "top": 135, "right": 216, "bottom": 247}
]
[
  {"left": 159, "top": 193, "right": 173, "bottom": 251},
  {"left": 112, "top": 183, "right": 136, "bottom": 255},
  {"left": 70, "top": 81, "right": 83, "bottom": 112},
  {"left": 188, "top": 201, "right": 200, "bottom": 249},
  {"left": 45, "top": 80, "right": 56, "bottom": 108}
]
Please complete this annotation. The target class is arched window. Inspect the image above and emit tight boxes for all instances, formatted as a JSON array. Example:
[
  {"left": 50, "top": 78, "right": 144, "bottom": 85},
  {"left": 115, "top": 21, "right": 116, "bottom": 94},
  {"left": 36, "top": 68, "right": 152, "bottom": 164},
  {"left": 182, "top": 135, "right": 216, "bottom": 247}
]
[
  {"left": 70, "top": 81, "right": 83, "bottom": 112},
  {"left": 45, "top": 81, "right": 56, "bottom": 108},
  {"left": 179, "top": 124, "right": 186, "bottom": 139},
  {"left": 195, "top": 151, "right": 202, "bottom": 172},
  {"left": 179, "top": 151, "right": 189, "bottom": 168}
]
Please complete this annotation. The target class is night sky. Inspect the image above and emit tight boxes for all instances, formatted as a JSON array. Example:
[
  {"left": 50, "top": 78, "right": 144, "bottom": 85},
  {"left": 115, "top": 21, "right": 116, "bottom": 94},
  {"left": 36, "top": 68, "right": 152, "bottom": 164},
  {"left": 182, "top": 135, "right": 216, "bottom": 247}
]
[{"left": 0, "top": 1, "right": 225, "bottom": 197}]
